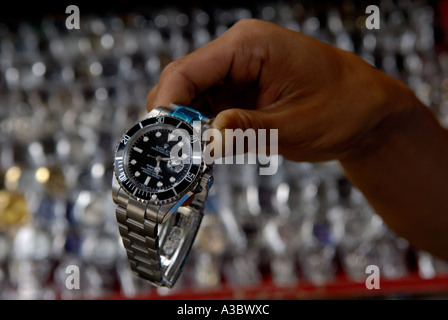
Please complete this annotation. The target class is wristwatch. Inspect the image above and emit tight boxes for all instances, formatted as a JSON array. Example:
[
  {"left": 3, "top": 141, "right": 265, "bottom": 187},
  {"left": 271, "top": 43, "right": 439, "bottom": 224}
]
[{"left": 112, "top": 103, "right": 214, "bottom": 288}]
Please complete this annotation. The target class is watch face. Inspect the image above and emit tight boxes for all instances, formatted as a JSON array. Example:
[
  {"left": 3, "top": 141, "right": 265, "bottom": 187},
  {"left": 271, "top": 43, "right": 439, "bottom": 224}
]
[{"left": 114, "top": 115, "right": 202, "bottom": 204}]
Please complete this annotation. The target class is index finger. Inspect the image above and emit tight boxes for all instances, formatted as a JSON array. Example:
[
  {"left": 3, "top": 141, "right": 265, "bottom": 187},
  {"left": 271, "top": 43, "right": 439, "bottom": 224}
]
[{"left": 146, "top": 19, "right": 269, "bottom": 110}]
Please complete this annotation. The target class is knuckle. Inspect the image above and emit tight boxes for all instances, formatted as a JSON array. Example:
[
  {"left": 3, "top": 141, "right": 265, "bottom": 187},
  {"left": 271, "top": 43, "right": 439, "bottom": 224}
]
[
  {"left": 158, "top": 58, "right": 197, "bottom": 101},
  {"left": 161, "top": 59, "right": 182, "bottom": 77},
  {"left": 232, "top": 18, "right": 263, "bottom": 32},
  {"left": 227, "top": 19, "right": 263, "bottom": 44}
]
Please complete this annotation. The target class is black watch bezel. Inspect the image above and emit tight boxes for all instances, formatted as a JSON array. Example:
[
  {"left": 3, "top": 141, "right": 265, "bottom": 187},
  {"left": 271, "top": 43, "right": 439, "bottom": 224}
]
[{"left": 114, "top": 115, "right": 203, "bottom": 205}]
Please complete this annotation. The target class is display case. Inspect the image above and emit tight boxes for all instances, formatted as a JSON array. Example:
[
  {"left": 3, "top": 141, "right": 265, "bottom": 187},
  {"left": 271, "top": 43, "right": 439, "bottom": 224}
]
[{"left": 1, "top": 0, "right": 448, "bottom": 300}]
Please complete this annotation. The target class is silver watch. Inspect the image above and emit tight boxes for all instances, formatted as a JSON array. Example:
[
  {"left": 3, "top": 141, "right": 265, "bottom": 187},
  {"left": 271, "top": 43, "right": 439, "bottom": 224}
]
[{"left": 112, "top": 103, "right": 214, "bottom": 287}]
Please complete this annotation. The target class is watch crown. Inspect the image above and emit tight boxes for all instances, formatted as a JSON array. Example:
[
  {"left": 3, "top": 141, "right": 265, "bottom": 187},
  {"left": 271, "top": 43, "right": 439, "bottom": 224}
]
[{"left": 200, "top": 173, "right": 214, "bottom": 190}]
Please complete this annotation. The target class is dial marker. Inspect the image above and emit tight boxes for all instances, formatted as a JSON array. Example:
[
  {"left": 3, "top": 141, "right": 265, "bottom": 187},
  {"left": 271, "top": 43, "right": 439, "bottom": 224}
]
[
  {"left": 143, "top": 136, "right": 149, "bottom": 142},
  {"left": 135, "top": 171, "right": 141, "bottom": 177},
  {"left": 155, "top": 132, "right": 162, "bottom": 137},
  {"left": 130, "top": 159, "right": 137, "bottom": 165},
  {"left": 133, "top": 147, "right": 143, "bottom": 153},
  {"left": 151, "top": 194, "right": 157, "bottom": 200},
  {"left": 157, "top": 181, "right": 163, "bottom": 187},
  {"left": 144, "top": 176, "right": 150, "bottom": 186},
  {"left": 169, "top": 176, "right": 176, "bottom": 183}
]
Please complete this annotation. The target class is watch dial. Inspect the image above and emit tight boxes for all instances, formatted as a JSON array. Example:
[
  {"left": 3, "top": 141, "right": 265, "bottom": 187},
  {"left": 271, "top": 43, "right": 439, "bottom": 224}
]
[
  {"left": 126, "top": 127, "right": 191, "bottom": 193},
  {"left": 114, "top": 116, "right": 202, "bottom": 203}
]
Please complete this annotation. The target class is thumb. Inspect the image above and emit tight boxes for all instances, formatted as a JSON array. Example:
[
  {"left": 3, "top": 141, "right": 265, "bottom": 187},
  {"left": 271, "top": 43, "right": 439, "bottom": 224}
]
[
  {"left": 205, "top": 108, "right": 271, "bottom": 160},
  {"left": 211, "top": 108, "right": 268, "bottom": 132}
]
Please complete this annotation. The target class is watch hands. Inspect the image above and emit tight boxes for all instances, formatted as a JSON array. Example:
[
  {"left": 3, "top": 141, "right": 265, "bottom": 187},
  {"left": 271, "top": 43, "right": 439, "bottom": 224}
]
[
  {"left": 147, "top": 154, "right": 181, "bottom": 162},
  {"left": 154, "top": 159, "right": 162, "bottom": 174}
]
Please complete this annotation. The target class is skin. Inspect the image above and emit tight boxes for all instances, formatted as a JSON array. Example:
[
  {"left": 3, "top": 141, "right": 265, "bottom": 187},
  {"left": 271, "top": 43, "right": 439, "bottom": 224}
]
[{"left": 146, "top": 19, "right": 448, "bottom": 261}]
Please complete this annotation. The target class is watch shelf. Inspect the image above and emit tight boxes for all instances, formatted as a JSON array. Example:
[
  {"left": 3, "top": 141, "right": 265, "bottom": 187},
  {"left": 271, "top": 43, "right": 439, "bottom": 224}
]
[{"left": 102, "top": 272, "right": 448, "bottom": 300}]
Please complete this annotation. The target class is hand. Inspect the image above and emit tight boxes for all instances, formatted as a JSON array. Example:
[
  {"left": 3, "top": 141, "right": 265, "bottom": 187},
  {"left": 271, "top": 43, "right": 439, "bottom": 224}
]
[
  {"left": 146, "top": 19, "right": 448, "bottom": 261},
  {"left": 146, "top": 19, "right": 414, "bottom": 163}
]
